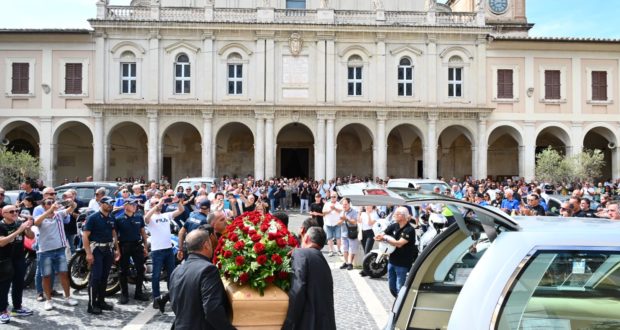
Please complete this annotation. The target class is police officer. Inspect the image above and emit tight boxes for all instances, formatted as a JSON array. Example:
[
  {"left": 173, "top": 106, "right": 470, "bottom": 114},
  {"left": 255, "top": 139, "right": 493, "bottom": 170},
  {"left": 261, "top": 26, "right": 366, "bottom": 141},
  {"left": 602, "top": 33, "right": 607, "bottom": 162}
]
[
  {"left": 114, "top": 199, "right": 150, "bottom": 304},
  {"left": 176, "top": 199, "right": 210, "bottom": 261},
  {"left": 82, "top": 196, "right": 120, "bottom": 315}
]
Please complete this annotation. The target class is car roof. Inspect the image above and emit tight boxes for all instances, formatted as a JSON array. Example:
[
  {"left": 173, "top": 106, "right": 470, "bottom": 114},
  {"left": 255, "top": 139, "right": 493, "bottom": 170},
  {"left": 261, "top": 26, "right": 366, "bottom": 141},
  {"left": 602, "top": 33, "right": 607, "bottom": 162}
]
[
  {"left": 511, "top": 216, "right": 620, "bottom": 233},
  {"left": 55, "top": 182, "right": 122, "bottom": 189},
  {"left": 388, "top": 178, "right": 448, "bottom": 183}
]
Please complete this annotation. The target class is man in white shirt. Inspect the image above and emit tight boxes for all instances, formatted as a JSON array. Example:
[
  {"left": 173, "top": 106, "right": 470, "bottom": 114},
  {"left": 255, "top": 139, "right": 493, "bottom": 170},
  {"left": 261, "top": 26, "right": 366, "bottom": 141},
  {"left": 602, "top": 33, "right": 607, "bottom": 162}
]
[
  {"left": 322, "top": 191, "right": 343, "bottom": 257},
  {"left": 87, "top": 188, "right": 106, "bottom": 213}
]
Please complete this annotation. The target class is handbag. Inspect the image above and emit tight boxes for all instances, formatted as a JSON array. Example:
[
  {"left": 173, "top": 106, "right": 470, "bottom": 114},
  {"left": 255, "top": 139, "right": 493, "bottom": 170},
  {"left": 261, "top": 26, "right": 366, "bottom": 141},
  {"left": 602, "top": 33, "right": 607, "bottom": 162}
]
[
  {"left": 0, "top": 259, "right": 14, "bottom": 282},
  {"left": 346, "top": 221, "right": 359, "bottom": 239}
]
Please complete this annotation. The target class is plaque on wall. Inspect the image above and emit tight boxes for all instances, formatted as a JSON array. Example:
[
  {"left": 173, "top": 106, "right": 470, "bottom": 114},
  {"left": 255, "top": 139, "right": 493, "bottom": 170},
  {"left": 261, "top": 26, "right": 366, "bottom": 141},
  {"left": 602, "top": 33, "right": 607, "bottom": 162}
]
[
  {"left": 282, "top": 88, "right": 309, "bottom": 98},
  {"left": 282, "top": 55, "right": 309, "bottom": 85}
]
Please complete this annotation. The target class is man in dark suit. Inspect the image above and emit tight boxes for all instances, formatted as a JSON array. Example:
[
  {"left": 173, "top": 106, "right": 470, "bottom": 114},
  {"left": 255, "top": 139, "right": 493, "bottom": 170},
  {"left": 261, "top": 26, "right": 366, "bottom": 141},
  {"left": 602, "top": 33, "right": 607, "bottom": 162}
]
[
  {"left": 282, "top": 227, "right": 336, "bottom": 330},
  {"left": 168, "top": 227, "right": 235, "bottom": 330}
]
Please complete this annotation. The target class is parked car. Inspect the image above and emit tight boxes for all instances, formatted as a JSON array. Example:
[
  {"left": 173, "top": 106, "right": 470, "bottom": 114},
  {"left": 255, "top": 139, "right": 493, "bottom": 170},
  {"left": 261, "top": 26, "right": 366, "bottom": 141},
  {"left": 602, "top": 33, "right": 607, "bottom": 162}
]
[
  {"left": 55, "top": 182, "right": 122, "bottom": 205},
  {"left": 386, "top": 178, "right": 450, "bottom": 193},
  {"left": 175, "top": 177, "right": 218, "bottom": 191},
  {"left": 2, "top": 190, "right": 20, "bottom": 205},
  {"left": 340, "top": 186, "right": 620, "bottom": 330}
]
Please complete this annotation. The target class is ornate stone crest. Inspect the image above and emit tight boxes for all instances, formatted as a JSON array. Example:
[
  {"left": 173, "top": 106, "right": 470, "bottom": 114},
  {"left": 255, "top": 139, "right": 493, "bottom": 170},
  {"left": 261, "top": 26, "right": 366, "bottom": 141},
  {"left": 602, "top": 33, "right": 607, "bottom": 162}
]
[{"left": 288, "top": 33, "right": 303, "bottom": 56}]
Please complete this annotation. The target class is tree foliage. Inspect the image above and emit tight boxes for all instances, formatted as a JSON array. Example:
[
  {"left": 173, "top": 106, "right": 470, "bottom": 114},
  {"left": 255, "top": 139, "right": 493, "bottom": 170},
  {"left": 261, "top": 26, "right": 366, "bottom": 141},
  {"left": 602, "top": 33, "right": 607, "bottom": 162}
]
[
  {"left": 535, "top": 146, "right": 605, "bottom": 184},
  {"left": 0, "top": 147, "right": 42, "bottom": 190}
]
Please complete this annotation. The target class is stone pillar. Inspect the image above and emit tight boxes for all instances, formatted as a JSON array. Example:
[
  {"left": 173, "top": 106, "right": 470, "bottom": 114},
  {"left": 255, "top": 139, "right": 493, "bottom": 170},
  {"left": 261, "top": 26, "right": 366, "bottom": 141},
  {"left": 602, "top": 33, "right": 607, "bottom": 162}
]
[
  {"left": 471, "top": 146, "right": 478, "bottom": 180},
  {"left": 147, "top": 109, "right": 159, "bottom": 182},
  {"left": 265, "top": 113, "right": 275, "bottom": 179},
  {"left": 375, "top": 35, "right": 386, "bottom": 104},
  {"left": 148, "top": 30, "right": 160, "bottom": 102},
  {"left": 265, "top": 38, "right": 275, "bottom": 103},
  {"left": 523, "top": 121, "right": 536, "bottom": 181},
  {"left": 315, "top": 115, "right": 326, "bottom": 180},
  {"left": 93, "top": 111, "right": 105, "bottom": 181},
  {"left": 325, "top": 39, "right": 336, "bottom": 104},
  {"left": 39, "top": 117, "right": 53, "bottom": 185},
  {"left": 255, "top": 36, "right": 266, "bottom": 102},
  {"left": 325, "top": 112, "right": 336, "bottom": 180},
  {"left": 200, "top": 32, "right": 213, "bottom": 102},
  {"left": 477, "top": 114, "right": 488, "bottom": 179},
  {"left": 202, "top": 111, "right": 213, "bottom": 177},
  {"left": 425, "top": 113, "right": 438, "bottom": 179},
  {"left": 316, "top": 39, "right": 327, "bottom": 103},
  {"left": 376, "top": 111, "right": 387, "bottom": 179},
  {"left": 426, "top": 36, "right": 437, "bottom": 106},
  {"left": 570, "top": 121, "right": 583, "bottom": 157},
  {"left": 254, "top": 114, "right": 265, "bottom": 180},
  {"left": 94, "top": 32, "right": 106, "bottom": 102}
]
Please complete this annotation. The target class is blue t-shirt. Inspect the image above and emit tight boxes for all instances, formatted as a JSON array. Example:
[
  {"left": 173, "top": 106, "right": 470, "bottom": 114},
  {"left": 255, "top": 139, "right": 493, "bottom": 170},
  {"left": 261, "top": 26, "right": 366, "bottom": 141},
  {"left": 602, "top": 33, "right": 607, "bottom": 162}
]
[
  {"left": 500, "top": 198, "right": 520, "bottom": 212},
  {"left": 84, "top": 211, "right": 114, "bottom": 243},
  {"left": 18, "top": 190, "right": 43, "bottom": 203},
  {"left": 182, "top": 211, "right": 208, "bottom": 234},
  {"left": 114, "top": 212, "right": 145, "bottom": 242},
  {"left": 113, "top": 198, "right": 125, "bottom": 218}
]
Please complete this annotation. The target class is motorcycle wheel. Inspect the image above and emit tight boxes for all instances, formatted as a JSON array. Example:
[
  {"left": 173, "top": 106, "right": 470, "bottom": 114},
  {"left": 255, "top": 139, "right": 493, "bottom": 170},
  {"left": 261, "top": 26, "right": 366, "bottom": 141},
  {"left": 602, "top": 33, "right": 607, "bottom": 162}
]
[
  {"left": 23, "top": 255, "right": 37, "bottom": 288},
  {"left": 362, "top": 252, "right": 388, "bottom": 278},
  {"left": 105, "top": 263, "right": 121, "bottom": 297},
  {"left": 69, "top": 251, "right": 90, "bottom": 290}
]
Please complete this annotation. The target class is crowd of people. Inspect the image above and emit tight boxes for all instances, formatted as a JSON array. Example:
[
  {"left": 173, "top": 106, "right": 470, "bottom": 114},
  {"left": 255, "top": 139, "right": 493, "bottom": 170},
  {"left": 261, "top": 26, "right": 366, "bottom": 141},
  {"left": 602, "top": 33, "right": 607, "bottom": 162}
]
[{"left": 1, "top": 173, "right": 620, "bottom": 326}]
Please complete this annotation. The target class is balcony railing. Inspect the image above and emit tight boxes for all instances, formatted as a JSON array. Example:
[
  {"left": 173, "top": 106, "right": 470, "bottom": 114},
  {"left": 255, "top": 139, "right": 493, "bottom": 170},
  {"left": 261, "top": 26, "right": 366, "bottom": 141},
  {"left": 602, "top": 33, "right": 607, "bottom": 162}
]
[{"left": 102, "top": 6, "right": 484, "bottom": 27}]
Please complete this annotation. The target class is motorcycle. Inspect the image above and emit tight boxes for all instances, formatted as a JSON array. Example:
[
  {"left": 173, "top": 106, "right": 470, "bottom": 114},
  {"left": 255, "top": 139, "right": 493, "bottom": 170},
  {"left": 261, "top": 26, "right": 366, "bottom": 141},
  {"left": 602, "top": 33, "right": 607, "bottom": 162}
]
[{"left": 362, "top": 216, "right": 396, "bottom": 278}]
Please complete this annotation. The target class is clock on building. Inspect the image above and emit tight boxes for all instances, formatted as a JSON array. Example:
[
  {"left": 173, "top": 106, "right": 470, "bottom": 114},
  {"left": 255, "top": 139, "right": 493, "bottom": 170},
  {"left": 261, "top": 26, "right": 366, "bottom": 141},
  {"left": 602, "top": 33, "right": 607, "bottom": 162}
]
[{"left": 488, "top": 0, "right": 509, "bottom": 14}]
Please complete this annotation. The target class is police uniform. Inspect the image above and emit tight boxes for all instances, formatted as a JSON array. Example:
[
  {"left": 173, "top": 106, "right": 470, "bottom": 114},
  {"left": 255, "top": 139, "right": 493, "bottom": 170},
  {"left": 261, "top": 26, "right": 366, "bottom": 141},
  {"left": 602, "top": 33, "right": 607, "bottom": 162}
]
[
  {"left": 114, "top": 205, "right": 148, "bottom": 302},
  {"left": 84, "top": 205, "right": 115, "bottom": 313}
]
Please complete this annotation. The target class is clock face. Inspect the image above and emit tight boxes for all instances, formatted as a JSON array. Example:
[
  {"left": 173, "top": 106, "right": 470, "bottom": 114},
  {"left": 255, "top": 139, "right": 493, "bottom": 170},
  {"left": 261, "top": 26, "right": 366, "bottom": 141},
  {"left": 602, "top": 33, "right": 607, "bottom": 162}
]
[{"left": 488, "top": 0, "right": 509, "bottom": 14}]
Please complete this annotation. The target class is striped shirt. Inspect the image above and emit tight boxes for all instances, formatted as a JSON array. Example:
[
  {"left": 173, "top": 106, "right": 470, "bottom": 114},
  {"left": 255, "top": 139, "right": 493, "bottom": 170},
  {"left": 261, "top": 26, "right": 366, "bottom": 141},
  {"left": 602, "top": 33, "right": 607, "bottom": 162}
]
[{"left": 33, "top": 206, "right": 70, "bottom": 252}]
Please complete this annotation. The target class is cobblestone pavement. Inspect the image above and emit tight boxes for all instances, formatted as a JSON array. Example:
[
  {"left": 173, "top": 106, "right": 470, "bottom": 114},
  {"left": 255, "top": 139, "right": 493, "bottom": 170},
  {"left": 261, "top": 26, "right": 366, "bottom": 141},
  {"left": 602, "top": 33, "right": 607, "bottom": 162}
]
[{"left": 3, "top": 213, "right": 395, "bottom": 329}]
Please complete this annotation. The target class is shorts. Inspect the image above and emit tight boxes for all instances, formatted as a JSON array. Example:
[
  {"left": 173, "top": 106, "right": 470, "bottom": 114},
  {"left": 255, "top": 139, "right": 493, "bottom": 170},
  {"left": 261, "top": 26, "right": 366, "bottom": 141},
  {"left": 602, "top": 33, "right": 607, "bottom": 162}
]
[
  {"left": 325, "top": 225, "right": 341, "bottom": 240},
  {"left": 38, "top": 247, "right": 68, "bottom": 277},
  {"left": 341, "top": 236, "right": 360, "bottom": 254}
]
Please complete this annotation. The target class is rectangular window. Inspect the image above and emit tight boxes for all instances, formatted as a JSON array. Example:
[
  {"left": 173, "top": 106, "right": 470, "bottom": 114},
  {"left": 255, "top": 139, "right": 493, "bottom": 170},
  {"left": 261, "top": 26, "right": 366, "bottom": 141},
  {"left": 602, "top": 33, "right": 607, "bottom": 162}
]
[
  {"left": 497, "top": 69, "right": 514, "bottom": 99},
  {"left": 174, "top": 63, "right": 190, "bottom": 94},
  {"left": 448, "top": 67, "right": 462, "bottom": 97},
  {"left": 286, "top": 0, "right": 306, "bottom": 9},
  {"left": 496, "top": 250, "right": 620, "bottom": 329},
  {"left": 228, "top": 63, "right": 243, "bottom": 95},
  {"left": 592, "top": 71, "right": 608, "bottom": 101},
  {"left": 121, "top": 62, "right": 137, "bottom": 94},
  {"left": 347, "top": 67, "right": 362, "bottom": 96},
  {"left": 65, "top": 63, "right": 83, "bottom": 94},
  {"left": 398, "top": 66, "right": 413, "bottom": 96},
  {"left": 544, "top": 70, "right": 561, "bottom": 100},
  {"left": 11, "top": 63, "right": 29, "bottom": 94}
]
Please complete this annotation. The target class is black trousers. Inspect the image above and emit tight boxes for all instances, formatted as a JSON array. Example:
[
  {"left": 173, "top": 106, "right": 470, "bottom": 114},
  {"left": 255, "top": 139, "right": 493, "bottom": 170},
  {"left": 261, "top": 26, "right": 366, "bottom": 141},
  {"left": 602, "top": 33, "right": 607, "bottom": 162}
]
[
  {"left": 89, "top": 247, "right": 113, "bottom": 308},
  {"left": 361, "top": 229, "right": 375, "bottom": 255},
  {"left": 119, "top": 241, "right": 146, "bottom": 296}
]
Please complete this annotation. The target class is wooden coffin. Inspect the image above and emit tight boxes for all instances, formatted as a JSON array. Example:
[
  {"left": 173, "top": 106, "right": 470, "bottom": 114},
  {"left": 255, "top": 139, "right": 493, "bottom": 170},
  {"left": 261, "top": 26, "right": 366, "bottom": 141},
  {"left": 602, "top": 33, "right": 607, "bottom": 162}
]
[{"left": 223, "top": 279, "right": 289, "bottom": 329}]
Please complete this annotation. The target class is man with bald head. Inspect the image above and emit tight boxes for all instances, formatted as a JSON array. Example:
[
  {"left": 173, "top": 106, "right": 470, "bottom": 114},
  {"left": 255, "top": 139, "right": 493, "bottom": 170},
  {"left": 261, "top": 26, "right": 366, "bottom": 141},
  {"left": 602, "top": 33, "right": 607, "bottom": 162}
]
[{"left": 169, "top": 228, "right": 234, "bottom": 330}]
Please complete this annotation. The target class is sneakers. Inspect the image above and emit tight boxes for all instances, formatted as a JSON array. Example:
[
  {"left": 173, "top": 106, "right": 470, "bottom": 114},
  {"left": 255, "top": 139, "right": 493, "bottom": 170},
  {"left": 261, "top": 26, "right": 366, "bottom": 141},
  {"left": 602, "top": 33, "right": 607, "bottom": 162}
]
[
  {"left": 328, "top": 251, "right": 335, "bottom": 257},
  {"left": 347, "top": 264, "right": 353, "bottom": 271},
  {"left": 43, "top": 300, "right": 53, "bottom": 311},
  {"left": 51, "top": 290, "right": 62, "bottom": 297},
  {"left": 11, "top": 307, "right": 34, "bottom": 317},
  {"left": 339, "top": 263, "right": 348, "bottom": 269},
  {"left": 337, "top": 251, "right": 343, "bottom": 256},
  {"left": 87, "top": 305, "right": 102, "bottom": 315},
  {"left": 64, "top": 296, "right": 78, "bottom": 306},
  {"left": 0, "top": 311, "right": 9, "bottom": 324},
  {"left": 36, "top": 293, "right": 45, "bottom": 302}
]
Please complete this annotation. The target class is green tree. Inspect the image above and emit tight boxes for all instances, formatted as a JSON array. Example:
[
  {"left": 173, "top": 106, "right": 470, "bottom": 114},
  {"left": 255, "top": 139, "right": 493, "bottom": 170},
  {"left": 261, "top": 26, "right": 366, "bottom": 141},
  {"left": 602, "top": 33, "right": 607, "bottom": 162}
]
[
  {"left": 0, "top": 147, "right": 42, "bottom": 189},
  {"left": 535, "top": 146, "right": 606, "bottom": 184},
  {"left": 535, "top": 147, "right": 571, "bottom": 184},
  {"left": 571, "top": 148, "right": 605, "bottom": 183}
]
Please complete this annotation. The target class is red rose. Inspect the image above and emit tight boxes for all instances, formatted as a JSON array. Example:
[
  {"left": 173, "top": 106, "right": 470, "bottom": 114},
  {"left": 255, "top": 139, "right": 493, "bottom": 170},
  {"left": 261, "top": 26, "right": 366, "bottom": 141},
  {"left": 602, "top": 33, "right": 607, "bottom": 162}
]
[
  {"left": 239, "top": 272, "right": 249, "bottom": 283},
  {"left": 260, "top": 223, "right": 269, "bottom": 232},
  {"left": 223, "top": 250, "right": 233, "bottom": 258},
  {"left": 265, "top": 275, "right": 275, "bottom": 283},
  {"left": 217, "top": 262, "right": 222, "bottom": 269},
  {"left": 235, "top": 255, "right": 245, "bottom": 266},
  {"left": 253, "top": 242, "right": 265, "bottom": 254},
  {"left": 278, "top": 271, "right": 289, "bottom": 280},
  {"left": 229, "top": 233, "right": 239, "bottom": 242},
  {"left": 271, "top": 254, "right": 283, "bottom": 265},
  {"left": 268, "top": 232, "right": 277, "bottom": 241},
  {"left": 248, "top": 228, "right": 257, "bottom": 236},
  {"left": 234, "top": 241, "right": 245, "bottom": 251},
  {"left": 251, "top": 216, "right": 261, "bottom": 225},
  {"left": 251, "top": 234, "right": 261, "bottom": 242},
  {"left": 288, "top": 236, "right": 298, "bottom": 247},
  {"left": 241, "top": 226, "right": 250, "bottom": 234},
  {"left": 276, "top": 238, "right": 287, "bottom": 248},
  {"left": 256, "top": 254, "right": 268, "bottom": 265}
]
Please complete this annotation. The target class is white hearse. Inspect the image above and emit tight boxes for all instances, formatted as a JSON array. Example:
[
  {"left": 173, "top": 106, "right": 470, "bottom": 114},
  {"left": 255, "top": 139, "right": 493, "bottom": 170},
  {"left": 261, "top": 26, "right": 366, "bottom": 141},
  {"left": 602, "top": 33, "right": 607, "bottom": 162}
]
[{"left": 341, "top": 186, "right": 620, "bottom": 330}]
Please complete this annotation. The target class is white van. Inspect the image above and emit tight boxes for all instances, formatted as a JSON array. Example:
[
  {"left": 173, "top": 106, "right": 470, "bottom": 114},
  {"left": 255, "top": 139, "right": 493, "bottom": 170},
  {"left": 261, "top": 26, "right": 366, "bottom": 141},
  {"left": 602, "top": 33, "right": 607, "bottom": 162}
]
[
  {"left": 175, "top": 177, "right": 218, "bottom": 191},
  {"left": 386, "top": 178, "right": 450, "bottom": 193}
]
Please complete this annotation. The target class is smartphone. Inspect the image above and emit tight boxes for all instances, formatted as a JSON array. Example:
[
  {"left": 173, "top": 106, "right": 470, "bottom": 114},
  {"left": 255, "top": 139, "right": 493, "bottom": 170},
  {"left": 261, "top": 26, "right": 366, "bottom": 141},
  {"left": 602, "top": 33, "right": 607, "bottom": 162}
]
[{"left": 163, "top": 197, "right": 173, "bottom": 204}]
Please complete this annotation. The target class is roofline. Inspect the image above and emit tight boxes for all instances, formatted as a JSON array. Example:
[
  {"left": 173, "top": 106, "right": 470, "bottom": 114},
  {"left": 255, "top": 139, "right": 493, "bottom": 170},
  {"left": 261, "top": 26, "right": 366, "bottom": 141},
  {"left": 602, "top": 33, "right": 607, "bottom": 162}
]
[
  {"left": 0, "top": 28, "right": 92, "bottom": 34},
  {"left": 491, "top": 35, "right": 620, "bottom": 44}
]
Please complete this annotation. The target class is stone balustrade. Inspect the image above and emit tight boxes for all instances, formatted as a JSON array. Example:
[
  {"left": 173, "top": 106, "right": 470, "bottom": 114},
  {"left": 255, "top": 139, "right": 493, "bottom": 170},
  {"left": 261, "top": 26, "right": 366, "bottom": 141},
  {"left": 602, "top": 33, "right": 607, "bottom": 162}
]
[{"left": 102, "top": 5, "right": 483, "bottom": 27}]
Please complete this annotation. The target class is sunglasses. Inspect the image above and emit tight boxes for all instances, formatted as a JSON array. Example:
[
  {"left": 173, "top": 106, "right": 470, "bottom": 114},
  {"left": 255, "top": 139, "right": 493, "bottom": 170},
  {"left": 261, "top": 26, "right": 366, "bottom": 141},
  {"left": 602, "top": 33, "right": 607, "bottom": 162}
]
[
  {"left": 560, "top": 208, "right": 569, "bottom": 211},
  {"left": 46, "top": 192, "right": 57, "bottom": 195},
  {"left": 45, "top": 201, "right": 54, "bottom": 205},
  {"left": 3, "top": 210, "right": 17, "bottom": 214}
]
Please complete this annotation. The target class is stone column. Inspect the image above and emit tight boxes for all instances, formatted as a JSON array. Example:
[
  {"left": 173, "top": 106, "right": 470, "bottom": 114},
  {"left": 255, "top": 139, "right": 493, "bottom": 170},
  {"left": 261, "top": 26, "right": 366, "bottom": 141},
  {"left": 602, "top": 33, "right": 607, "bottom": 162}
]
[
  {"left": 375, "top": 35, "right": 386, "bottom": 104},
  {"left": 39, "top": 117, "right": 53, "bottom": 185},
  {"left": 93, "top": 111, "right": 105, "bottom": 181},
  {"left": 523, "top": 121, "right": 536, "bottom": 181},
  {"left": 255, "top": 36, "right": 266, "bottom": 102},
  {"left": 325, "top": 112, "right": 336, "bottom": 180},
  {"left": 202, "top": 111, "right": 213, "bottom": 177},
  {"left": 325, "top": 39, "right": 336, "bottom": 104},
  {"left": 254, "top": 113, "right": 265, "bottom": 180},
  {"left": 265, "top": 112, "right": 275, "bottom": 179},
  {"left": 426, "top": 36, "right": 437, "bottom": 106},
  {"left": 147, "top": 109, "right": 159, "bottom": 182},
  {"left": 316, "top": 39, "right": 327, "bottom": 103},
  {"left": 471, "top": 146, "right": 478, "bottom": 180},
  {"left": 570, "top": 121, "right": 583, "bottom": 157},
  {"left": 425, "top": 113, "right": 438, "bottom": 179},
  {"left": 148, "top": 30, "right": 160, "bottom": 102},
  {"left": 477, "top": 114, "right": 488, "bottom": 179},
  {"left": 315, "top": 115, "right": 326, "bottom": 180},
  {"left": 376, "top": 111, "right": 387, "bottom": 179},
  {"left": 94, "top": 32, "right": 106, "bottom": 102}
]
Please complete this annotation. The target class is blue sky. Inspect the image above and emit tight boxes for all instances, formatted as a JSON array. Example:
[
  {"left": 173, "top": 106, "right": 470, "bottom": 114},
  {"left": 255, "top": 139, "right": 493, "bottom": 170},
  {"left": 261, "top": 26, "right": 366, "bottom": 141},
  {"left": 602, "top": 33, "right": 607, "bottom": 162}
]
[{"left": 0, "top": 0, "right": 619, "bottom": 39}]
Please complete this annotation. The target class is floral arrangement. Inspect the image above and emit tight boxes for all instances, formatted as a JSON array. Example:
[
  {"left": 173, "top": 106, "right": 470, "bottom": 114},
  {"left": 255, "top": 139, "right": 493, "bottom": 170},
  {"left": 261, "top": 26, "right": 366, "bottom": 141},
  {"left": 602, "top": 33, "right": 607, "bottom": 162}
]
[{"left": 214, "top": 211, "right": 297, "bottom": 295}]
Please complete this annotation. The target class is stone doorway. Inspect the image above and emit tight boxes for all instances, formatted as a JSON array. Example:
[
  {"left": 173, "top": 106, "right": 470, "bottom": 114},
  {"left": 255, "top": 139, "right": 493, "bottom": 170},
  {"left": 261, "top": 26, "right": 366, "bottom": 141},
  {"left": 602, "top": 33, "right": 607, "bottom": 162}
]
[{"left": 280, "top": 148, "right": 309, "bottom": 178}]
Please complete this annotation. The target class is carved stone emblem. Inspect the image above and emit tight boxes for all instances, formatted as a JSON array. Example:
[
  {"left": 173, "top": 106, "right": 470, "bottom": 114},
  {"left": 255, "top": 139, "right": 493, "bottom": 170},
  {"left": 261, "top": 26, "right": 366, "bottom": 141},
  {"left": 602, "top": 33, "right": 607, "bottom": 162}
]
[{"left": 289, "top": 33, "right": 303, "bottom": 56}]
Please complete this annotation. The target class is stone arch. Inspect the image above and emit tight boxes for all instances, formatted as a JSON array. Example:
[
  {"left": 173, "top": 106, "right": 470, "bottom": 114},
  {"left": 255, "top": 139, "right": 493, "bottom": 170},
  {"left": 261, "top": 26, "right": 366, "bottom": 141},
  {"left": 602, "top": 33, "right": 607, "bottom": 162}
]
[
  {"left": 0, "top": 120, "right": 40, "bottom": 157},
  {"left": 215, "top": 122, "right": 254, "bottom": 178},
  {"left": 161, "top": 122, "right": 203, "bottom": 184},
  {"left": 583, "top": 125, "right": 618, "bottom": 181},
  {"left": 336, "top": 123, "right": 374, "bottom": 178},
  {"left": 437, "top": 125, "right": 474, "bottom": 180},
  {"left": 276, "top": 123, "right": 315, "bottom": 178},
  {"left": 535, "top": 124, "right": 571, "bottom": 155},
  {"left": 337, "top": 45, "right": 373, "bottom": 60},
  {"left": 106, "top": 121, "right": 148, "bottom": 181},
  {"left": 487, "top": 125, "right": 523, "bottom": 180},
  {"left": 159, "top": 120, "right": 202, "bottom": 142},
  {"left": 387, "top": 124, "right": 425, "bottom": 178},
  {"left": 53, "top": 121, "right": 94, "bottom": 185},
  {"left": 0, "top": 118, "right": 40, "bottom": 140}
]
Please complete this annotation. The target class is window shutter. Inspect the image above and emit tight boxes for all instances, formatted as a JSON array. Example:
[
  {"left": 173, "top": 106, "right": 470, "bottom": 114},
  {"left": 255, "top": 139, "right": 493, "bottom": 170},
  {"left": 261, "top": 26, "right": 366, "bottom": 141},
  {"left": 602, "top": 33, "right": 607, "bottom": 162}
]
[
  {"left": 545, "top": 70, "right": 560, "bottom": 100},
  {"left": 497, "top": 69, "right": 513, "bottom": 99},
  {"left": 11, "top": 63, "right": 29, "bottom": 94},
  {"left": 592, "top": 71, "right": 607, "bottom": 101},
  {"left": 65, "top": 63, "right": 83, "bottom": 94}
]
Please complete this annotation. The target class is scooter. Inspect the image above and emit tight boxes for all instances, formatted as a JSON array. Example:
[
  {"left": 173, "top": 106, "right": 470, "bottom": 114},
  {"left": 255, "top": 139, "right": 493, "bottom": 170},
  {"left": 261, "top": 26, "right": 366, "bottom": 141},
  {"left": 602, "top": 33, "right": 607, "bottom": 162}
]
[
  {"left": 361, "top": 216, "right": 396, "bottom": 278},
  {"left": 417, "top": 205, "right": 448, "bottom": 252}
]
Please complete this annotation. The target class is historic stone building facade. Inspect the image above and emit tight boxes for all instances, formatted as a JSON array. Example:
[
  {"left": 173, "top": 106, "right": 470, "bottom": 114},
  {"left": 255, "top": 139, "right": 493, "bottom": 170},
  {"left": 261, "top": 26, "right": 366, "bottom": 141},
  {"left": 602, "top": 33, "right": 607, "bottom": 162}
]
[{"left": 0, "top": 0, "right": 619, "bottom": 185}]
